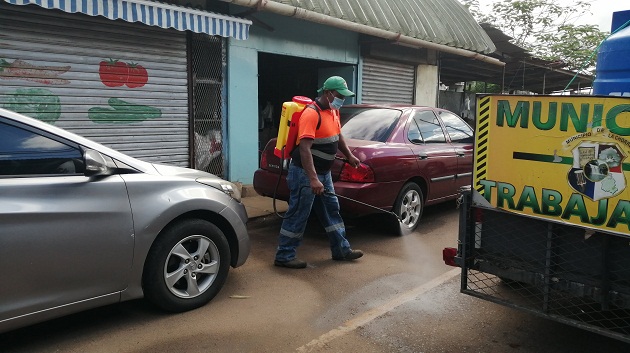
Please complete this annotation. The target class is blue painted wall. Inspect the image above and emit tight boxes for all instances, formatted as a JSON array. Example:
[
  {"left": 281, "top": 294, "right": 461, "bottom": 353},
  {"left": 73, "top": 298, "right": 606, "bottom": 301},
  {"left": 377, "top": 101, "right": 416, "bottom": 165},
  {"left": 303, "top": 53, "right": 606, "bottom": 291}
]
[
  {"left": 226, "top": 45, "right": 259, "bottom": 185},
  {"left": 226, "top": 12, "right": 359, "bottom": 184}
]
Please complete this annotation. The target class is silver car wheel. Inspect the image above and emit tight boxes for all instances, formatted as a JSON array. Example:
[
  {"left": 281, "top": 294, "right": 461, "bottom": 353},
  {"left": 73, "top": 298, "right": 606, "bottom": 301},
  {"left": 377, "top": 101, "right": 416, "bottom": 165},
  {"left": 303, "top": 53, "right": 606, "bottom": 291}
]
[
  {"left": 164, "top": 235, "right": 220, "bottom": 299},
  {"left": 144, "top": 219, "right": 230, "bottom": 312},
  {"left": 392, "top": 182, "right": 425, "bottom": 235},
  {"left": 398, "top": 188, "right": 422, "bottom": 229}
]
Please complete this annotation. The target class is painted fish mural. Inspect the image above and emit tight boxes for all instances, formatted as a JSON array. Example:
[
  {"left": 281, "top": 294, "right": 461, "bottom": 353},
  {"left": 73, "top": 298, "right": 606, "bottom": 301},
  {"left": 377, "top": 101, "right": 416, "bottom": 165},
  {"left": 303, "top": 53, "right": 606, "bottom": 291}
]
[{"left": 0, "top": 59, "right": 70, "bottom": 85}]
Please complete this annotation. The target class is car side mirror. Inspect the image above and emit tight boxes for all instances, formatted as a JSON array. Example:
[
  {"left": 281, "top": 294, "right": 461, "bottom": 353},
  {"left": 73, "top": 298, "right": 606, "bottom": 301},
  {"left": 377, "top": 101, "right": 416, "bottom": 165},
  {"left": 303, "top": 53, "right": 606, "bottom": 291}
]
[{"left": 84, "top": 149, "right": 113, "bottom": 176}]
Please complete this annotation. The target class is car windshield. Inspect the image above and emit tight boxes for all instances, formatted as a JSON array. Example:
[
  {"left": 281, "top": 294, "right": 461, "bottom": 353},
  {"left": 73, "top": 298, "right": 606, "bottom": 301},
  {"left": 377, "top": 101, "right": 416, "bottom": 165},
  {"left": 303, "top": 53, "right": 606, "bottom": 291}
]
[{"left": 340, "top": 108, "right": 401, "bottom": 142}]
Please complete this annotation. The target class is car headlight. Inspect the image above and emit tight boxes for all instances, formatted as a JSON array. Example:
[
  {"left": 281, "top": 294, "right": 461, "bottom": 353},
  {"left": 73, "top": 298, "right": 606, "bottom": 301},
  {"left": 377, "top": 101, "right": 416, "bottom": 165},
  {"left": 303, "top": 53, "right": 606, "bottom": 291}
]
[{"left": 196, "top": 178, "right": 242, "bottom": 202}]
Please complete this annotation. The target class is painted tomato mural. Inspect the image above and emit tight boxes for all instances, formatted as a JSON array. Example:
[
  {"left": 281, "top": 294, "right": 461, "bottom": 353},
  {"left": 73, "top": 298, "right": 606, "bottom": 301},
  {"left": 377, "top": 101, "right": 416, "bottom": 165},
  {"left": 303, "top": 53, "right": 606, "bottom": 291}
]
[
  {"left": 99, "top": 59, "right": 129, "bottom": 87},
  {"left": 99, "top": 59, "right": 148, "bottom": 88},
  {"left": 126, "top": 63, "right": 148, "bottom": 88}
]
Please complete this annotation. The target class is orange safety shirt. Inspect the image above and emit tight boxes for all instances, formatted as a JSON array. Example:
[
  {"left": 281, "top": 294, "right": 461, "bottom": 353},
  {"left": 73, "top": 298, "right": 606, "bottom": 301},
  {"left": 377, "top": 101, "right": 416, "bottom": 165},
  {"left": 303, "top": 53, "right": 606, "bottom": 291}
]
[{"left": 290, "top": 103, "right": 341, "bottom": 173}]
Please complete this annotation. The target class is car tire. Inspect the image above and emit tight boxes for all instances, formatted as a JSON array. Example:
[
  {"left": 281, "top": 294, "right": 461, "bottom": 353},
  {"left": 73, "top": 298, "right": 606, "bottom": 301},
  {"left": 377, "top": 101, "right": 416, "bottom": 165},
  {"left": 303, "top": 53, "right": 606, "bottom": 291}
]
[
  {"left": 393, "top": 182, "right": 424, "bottom": 234},
  {"left": 143, "top": 219, "right": 231, "bottom": 312}
]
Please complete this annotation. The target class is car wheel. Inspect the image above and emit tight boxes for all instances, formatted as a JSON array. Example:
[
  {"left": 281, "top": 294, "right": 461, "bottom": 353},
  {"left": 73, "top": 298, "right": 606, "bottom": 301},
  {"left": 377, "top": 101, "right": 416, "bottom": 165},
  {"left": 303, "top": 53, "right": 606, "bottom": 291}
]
[
  {"left": 143, "top": 219, "right": 231, "bottom": 312},
  {"left": 393, "top": 182, "right": 424, "bottom": 234}
]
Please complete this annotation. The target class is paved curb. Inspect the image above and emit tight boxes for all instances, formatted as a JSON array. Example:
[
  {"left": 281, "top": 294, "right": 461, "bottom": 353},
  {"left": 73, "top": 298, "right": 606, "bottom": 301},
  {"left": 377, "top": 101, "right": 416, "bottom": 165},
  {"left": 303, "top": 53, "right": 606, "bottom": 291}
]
[{"left": 236, "top": 183, "right": 259, "bottom": 198}]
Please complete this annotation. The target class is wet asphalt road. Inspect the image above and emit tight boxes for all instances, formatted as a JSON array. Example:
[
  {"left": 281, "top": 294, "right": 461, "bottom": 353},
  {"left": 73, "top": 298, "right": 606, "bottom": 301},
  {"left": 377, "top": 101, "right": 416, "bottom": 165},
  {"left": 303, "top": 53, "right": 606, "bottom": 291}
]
[{"left": 1, "top": 201, "right": 629, "bottom": 352}]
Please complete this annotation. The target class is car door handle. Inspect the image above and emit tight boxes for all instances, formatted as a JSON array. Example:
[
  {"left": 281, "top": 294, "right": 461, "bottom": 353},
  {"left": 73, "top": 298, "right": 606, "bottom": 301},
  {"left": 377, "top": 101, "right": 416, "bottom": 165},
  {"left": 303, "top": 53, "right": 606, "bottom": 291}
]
[
  {"left": 455, "top": 149, "right": 466, "bottom": 157},
  {"left": 417, "top": 153, "right": 428, "bottom": 160}
]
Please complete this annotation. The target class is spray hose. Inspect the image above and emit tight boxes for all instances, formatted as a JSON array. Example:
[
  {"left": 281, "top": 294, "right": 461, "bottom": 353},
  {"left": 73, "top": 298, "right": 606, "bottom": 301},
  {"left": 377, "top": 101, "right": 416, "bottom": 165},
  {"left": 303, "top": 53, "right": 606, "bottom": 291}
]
[
  {"left": 271, "top": 147, "right": 401, "bottom": 222},
  {"left": 325, "top": 190, "right": 402, "bottom": 222},
  {"left": 271, "top": 146, "right": 295, "bottom": 219}
]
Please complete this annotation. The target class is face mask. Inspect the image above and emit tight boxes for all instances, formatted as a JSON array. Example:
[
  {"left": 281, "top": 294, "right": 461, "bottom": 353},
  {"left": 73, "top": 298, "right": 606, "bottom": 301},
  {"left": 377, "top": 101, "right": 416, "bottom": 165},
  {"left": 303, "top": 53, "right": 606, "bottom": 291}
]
[{"left": 328, "top": 93, "right": 345, "bottom": 110}]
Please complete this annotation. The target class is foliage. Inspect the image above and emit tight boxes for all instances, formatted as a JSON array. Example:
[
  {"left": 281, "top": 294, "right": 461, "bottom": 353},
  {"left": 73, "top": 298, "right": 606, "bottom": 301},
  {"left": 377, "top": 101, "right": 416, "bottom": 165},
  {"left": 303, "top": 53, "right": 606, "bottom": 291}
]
[
  {"left": 466, "top": 81, "right": 502, "bottom": 93},
  {"left": 462, "top": 0, "right": 608, "bottom": 74},
  {"left": 537, "top": 24, "right": 607, "bottom": 72}
]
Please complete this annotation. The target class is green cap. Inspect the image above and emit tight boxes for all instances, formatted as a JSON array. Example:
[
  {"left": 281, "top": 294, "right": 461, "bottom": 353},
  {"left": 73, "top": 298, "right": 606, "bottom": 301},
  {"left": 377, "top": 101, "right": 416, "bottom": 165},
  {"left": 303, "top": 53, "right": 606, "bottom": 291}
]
[{"left": 318, "top": 76, "right": 355, "bottom": 97}]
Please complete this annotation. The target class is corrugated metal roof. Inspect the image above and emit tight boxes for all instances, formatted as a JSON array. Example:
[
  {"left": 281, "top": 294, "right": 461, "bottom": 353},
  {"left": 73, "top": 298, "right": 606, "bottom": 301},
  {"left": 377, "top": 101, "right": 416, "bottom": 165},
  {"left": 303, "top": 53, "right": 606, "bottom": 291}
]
[{"left": 272, "top": 0, "right": 495, "bottom": 54}]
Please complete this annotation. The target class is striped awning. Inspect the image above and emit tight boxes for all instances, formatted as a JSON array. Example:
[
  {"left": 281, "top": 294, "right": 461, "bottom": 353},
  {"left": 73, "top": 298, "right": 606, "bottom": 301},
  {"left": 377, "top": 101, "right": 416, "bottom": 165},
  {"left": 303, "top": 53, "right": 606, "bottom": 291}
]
[{"left": 3, "top": 0, "right": 252, "bottom": 40}]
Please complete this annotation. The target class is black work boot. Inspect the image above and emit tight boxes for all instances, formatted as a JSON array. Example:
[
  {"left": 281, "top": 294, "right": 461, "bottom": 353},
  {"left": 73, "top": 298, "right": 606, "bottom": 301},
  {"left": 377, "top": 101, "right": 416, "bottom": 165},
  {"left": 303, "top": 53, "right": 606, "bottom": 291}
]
[
  {"left": 274, "top": 258, "right": 308, "bottom": 269},
  {"left": 332, "top": 249, "right": 364, "bottom": 261}
]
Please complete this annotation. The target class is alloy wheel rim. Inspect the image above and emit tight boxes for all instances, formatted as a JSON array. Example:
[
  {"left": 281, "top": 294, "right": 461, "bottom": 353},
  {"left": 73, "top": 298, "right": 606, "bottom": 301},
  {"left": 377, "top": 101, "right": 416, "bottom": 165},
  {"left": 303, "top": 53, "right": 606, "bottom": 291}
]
[
  {"left": 399, "top": 189, "right": 421, "bottom": 229},
  {"left": 164, "top": 235, "right": 219, "bottom": 298}
]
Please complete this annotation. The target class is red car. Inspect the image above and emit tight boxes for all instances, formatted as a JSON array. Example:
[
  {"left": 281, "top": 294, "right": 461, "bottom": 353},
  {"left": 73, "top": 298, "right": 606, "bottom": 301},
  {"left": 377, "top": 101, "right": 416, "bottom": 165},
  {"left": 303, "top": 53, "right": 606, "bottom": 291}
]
[{"left": 253, "top": 104, "right": 474, "bottom": 232}]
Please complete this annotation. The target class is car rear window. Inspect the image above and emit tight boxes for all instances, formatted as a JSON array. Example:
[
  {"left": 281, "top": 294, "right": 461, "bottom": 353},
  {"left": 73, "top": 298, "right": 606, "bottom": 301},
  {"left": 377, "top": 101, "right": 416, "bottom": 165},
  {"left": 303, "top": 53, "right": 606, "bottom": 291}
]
[{"left": 340, "top": 108, "right": 401, "bottom": 142}]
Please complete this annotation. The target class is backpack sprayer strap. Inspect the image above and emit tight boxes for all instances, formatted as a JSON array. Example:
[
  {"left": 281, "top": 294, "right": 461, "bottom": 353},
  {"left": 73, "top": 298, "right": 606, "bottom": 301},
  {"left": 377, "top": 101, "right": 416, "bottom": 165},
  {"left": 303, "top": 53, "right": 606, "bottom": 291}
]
[{"left": 306, "top": 103, "right": 322, "bottom": 130}]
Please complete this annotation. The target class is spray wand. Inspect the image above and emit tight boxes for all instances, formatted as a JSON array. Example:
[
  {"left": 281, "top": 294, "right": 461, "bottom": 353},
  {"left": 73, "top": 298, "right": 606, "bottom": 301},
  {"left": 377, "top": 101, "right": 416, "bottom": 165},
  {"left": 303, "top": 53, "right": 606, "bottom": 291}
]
[
  {"left": 271, "top": 149, "right": 401, "bottom": 223},
  {"left": 323, "top": 190, "right": 401, "bottom": 223}
]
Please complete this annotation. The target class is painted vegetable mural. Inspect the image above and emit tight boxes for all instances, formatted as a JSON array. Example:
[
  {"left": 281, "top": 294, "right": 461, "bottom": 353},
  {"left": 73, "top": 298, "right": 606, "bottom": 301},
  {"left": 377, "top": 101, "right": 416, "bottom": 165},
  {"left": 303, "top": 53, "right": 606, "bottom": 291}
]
[
  {"left": 99, "top": 59, "right": 148, "bottom": 88},
  {"left": 1, "top": 57, "right": 160, "bottom": 125},
  {"left": 88, "top": 98, "right": 161, "bottom": 124},
  {"left": 93, "top": 60, "right": 160, "bottom": 123},
  {"left": 98, "top": 59, "right": 129, "bottom": 87},
  {"left": 3, "top": 88, "right": 61, "bottom": 123},
  {"left": 126, "top": 63, "right": 149, "bottom": 88}
]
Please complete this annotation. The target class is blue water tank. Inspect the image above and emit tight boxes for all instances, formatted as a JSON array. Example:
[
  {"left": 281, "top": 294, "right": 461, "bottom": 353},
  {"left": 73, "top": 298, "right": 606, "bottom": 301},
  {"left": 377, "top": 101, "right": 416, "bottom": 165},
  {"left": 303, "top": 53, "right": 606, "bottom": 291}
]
[{"left": 593, "top": 10, "right": 630, "bottom": 96}]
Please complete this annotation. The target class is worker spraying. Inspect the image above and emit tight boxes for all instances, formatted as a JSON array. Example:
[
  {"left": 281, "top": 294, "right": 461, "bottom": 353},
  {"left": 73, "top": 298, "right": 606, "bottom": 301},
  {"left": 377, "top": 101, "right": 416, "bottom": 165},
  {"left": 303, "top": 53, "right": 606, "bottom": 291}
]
[{"left": 273, "top": 76, "right": 364, "bottom": 269}]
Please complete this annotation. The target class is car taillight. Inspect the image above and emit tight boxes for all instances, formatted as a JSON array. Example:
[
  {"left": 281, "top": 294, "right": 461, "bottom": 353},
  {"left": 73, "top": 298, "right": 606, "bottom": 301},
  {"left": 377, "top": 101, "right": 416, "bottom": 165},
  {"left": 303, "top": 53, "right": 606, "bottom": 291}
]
[
  {"left": 260, "top": 152, "right": 268, "bottom": 169},
  {"left": 442, "top": 247, "right": 458, "bottom": 267},
  {"left": 339, "top": 162, "right": 375, "bottom": 182}
]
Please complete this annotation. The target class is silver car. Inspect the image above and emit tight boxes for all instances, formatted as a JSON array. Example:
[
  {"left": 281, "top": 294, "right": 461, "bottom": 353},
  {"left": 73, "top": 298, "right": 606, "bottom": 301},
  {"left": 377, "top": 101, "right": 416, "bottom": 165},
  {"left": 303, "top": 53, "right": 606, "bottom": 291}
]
[{"left": 0, "top": 107, "right": 250, "bottom": 333}]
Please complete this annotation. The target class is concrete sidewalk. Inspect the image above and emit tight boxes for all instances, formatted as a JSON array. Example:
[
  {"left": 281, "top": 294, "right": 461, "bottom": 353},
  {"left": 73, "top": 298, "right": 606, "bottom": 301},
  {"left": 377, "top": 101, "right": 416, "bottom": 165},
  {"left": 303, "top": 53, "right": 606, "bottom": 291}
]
[{"left": 240, "top": 184, "right": 288, "bottom": 220}]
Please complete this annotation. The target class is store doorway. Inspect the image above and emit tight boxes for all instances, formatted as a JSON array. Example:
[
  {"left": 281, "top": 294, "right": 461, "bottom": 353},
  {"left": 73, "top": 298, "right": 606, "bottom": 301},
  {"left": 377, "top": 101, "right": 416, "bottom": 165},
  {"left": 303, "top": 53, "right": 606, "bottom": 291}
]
[{"left": 257, "top": 53, "right": 356, "bottom": 156}]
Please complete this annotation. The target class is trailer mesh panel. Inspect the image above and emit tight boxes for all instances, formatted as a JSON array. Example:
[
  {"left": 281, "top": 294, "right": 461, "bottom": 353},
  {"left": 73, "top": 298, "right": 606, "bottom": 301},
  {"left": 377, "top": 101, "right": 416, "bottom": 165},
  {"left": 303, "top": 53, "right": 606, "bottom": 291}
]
[{"left": 460, "top": 195, "right": 630, "bottom": 342}]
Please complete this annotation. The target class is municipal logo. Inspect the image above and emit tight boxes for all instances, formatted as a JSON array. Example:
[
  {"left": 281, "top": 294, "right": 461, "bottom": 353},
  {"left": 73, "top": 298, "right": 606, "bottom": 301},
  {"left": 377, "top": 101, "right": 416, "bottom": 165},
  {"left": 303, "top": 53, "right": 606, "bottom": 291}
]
[{"left": 567, "top": 141, "right": 626, "bottom": 201}]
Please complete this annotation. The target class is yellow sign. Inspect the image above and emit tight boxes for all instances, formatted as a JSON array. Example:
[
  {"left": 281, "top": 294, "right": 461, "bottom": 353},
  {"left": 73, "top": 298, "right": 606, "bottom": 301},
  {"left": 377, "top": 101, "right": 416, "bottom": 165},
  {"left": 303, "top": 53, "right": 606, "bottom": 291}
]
[{"left": 474, "top": 95, "right": 630, "bottom": 235}]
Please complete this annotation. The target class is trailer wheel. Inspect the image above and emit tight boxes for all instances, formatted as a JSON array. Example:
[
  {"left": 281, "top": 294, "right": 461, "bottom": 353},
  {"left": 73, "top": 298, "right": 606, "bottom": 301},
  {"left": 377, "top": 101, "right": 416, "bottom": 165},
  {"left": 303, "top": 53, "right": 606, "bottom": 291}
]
[{"left": 393, "top": 182, "right": 424, "bottom": 234}]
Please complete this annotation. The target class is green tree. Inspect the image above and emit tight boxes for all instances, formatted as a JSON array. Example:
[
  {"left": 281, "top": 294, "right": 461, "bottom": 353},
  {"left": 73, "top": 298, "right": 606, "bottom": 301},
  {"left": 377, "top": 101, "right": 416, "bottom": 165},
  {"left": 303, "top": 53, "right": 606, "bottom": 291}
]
[
  {"left": 462, "top": 0, "right": 608, "bottom": 74},
  {"left": 467, "top": 81, "right": 502, "bottom": 93},
  {"left": 537, "top": 24, "right": 606, "bottom": 72}
]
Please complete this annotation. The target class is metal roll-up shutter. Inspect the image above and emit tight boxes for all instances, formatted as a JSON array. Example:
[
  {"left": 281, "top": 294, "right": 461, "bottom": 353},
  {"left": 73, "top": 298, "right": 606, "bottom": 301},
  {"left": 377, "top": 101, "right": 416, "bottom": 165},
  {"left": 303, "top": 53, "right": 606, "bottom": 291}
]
[
  {"left": 0, "top": 3, "right": 189, "bottom": 166},
  {"left": 362, "top": 58, "right": 415, "bottom": 104}
]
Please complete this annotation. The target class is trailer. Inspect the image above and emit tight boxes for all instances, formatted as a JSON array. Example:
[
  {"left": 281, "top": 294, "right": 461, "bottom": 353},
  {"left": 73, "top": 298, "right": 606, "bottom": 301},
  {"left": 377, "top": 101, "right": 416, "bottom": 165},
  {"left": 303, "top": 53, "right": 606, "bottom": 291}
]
[{"left": 443, "top": 94, "right": 630, "bottom": 342}]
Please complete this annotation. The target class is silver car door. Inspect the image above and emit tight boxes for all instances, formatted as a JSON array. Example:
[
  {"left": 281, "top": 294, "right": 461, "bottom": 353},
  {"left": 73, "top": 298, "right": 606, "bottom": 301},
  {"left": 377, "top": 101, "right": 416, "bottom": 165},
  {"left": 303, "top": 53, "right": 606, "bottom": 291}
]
[{"left": 0, "top": 121, "right": 134, "bottom": 322}]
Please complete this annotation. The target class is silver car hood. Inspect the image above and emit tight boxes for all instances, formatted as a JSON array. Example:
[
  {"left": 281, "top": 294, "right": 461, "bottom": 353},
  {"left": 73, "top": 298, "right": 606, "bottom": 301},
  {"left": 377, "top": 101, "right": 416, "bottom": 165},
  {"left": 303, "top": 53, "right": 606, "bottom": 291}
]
[
  {"left": 149, "top": 163, "right": 242, "bottom": 201},
  {"left": 150, "top": 163, "right": 220, "bottom": 180}
]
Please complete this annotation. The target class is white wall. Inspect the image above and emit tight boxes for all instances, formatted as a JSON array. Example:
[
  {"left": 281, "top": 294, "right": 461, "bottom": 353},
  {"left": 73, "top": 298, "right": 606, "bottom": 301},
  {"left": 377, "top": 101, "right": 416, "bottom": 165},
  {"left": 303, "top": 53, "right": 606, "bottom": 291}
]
[{"left": 414, "top": 64, "right": 438, "bottom": 107}]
